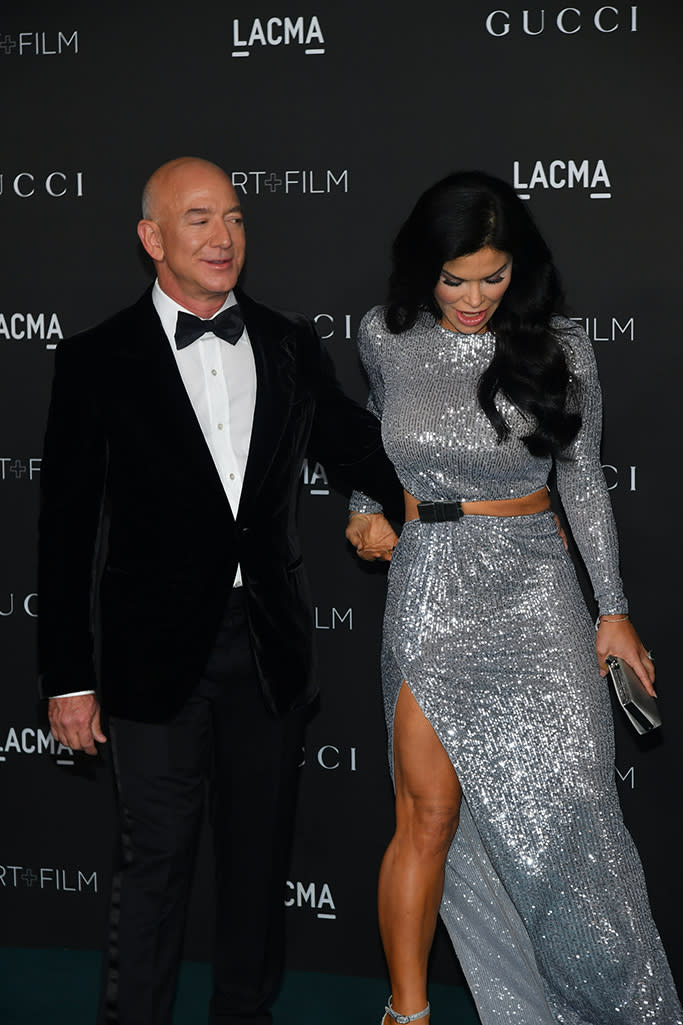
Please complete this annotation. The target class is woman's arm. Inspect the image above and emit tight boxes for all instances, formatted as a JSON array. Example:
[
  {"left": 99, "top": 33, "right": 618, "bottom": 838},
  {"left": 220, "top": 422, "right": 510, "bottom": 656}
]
[
  {"left": 346, "top": 308, "right": 401, "bottom": 561},
  {"left": 348, "top": 307, "right": 390, "bottom": 517},
  {"left": 554, "top": 322, "right": 655, "bottom": 694}
]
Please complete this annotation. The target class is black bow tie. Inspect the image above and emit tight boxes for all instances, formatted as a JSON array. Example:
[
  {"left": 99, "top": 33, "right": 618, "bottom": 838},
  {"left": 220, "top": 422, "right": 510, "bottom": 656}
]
[{"left": 174, "top": 304, "right": 244, "bottom": 350}]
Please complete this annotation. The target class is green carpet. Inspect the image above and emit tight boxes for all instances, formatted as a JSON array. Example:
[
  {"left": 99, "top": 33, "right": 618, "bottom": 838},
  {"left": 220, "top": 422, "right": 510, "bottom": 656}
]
[{"left": 0, "top": 948, "right": 480, "bottom": 1023}]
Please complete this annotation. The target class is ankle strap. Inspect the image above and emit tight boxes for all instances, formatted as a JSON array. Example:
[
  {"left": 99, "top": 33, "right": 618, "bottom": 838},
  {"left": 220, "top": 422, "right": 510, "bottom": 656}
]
[{"left": 385, "top": 997, "right": 430, "bottom": 1023}]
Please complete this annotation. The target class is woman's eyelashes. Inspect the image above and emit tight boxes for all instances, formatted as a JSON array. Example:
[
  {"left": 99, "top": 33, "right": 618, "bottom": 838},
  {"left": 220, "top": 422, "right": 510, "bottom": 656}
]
[{"left": 441, "top": 274, "right": 506, "bottom": 288}]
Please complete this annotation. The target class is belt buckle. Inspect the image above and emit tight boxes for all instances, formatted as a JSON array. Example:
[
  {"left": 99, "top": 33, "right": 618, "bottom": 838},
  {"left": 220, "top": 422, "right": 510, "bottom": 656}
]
[{"left": 417, "top": 501, "right": 464, "bottom": 523}]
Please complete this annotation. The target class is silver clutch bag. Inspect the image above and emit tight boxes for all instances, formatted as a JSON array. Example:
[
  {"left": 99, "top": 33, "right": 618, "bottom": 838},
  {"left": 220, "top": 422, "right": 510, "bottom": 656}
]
[{"left": 605, "top": 655, "right": 661, "bottom": 735}]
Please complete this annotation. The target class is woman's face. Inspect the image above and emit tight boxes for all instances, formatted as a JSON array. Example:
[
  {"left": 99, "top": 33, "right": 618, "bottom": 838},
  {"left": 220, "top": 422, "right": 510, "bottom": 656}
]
[{"left": 434, "top": 246, "right": 512, "bottom": 334}]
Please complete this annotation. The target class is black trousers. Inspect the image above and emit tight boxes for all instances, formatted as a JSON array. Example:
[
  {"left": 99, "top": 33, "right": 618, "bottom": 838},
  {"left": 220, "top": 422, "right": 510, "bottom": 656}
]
[{"left": 99, "top": 589, "right": 306, "bottom": 1025}]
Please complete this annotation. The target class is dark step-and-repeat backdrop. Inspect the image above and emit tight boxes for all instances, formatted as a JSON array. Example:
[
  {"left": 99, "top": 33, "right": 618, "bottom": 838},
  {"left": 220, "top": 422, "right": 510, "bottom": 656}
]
[{"left": 1, "top": 0, "right": 681, "bottom": 1000}]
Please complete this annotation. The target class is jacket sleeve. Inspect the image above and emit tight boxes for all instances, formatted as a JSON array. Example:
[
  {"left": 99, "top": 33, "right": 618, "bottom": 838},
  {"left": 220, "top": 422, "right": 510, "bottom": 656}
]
[
  {"left": 305, "top": 315, "right": 402, "bottom": 520},
  {"left": 348, "top": 307, "right": 390, "bottom": 515},
  {"left": 37, "top": 336, "right": 108, "bottom": 697}
]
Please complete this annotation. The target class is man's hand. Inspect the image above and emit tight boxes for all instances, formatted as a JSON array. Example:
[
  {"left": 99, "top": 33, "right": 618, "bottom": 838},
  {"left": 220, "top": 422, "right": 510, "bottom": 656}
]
[
  {"left": 346, "top": 512, "right": 398, "bottom": 562},
  {"left": 48, "top": 694, "right": 106, "bottom": 756}
]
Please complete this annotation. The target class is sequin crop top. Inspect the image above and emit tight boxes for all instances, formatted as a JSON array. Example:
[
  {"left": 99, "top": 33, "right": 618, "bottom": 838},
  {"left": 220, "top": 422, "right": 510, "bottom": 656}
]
[{"left": 350, "top": 307, "right": 627, "bottom": 615}]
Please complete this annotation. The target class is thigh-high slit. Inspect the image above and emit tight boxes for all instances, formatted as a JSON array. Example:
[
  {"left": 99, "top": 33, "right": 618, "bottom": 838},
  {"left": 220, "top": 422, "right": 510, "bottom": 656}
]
[{"left": 381, "top": 512, "right": 680, "bottom": 1025}]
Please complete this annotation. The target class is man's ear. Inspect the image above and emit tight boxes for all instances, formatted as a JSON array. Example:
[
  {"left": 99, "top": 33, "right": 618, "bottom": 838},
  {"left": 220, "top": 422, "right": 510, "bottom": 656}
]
[{"left": 137, "top": 219, "right": 164, "bottom": 262}]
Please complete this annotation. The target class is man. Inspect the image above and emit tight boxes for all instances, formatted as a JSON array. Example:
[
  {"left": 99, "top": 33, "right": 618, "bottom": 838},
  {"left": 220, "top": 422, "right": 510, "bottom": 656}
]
[{"left": 39, "top": 156, "right": 399, "bottom": 1025}]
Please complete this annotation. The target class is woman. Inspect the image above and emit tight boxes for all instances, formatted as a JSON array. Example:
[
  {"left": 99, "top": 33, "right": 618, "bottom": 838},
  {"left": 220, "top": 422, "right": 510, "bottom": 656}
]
[{"left": 347, "top": 171, "right": 681, "bottom": 1025}]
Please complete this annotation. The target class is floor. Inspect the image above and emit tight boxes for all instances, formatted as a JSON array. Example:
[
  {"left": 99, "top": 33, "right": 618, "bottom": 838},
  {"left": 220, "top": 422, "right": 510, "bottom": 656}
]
[{"left": 0, "top": 947, "right": 480, "bottom": 1023}]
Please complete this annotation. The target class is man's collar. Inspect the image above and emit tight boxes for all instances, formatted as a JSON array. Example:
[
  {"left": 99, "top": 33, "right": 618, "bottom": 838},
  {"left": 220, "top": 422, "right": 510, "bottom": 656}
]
[{"left": 152, "top": 280, "right": 237, "bottom": 346}]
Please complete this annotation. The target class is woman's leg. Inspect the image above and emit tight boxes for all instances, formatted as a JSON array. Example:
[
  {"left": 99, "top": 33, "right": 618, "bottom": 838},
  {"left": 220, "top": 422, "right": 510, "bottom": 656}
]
[{"left": 379, "top": 682, "right": 462, "bottom": 1023}]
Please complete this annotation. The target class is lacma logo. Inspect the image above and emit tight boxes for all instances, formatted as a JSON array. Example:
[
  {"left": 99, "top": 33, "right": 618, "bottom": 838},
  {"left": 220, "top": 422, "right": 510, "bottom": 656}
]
[
  {"left": 284, "top": 879, "right": 336, "bottom": 919},
  {"left": 0, "top": 312, "right": 63, "bottom": 348},
  {"left": 232, "top": 16, "right": 325, "bottom": 57},
  {"left": 302, "top": 459, "right": 329, "bottom": 496},
  {"left": 513, "top": 159, "right": 611, "bottom": 199},
  {"left": 0, "top": 726, "right": 74, "bottom": 766}
]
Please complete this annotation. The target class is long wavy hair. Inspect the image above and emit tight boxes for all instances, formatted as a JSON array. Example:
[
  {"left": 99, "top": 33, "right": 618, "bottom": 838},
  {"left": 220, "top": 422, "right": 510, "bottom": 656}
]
[{"left": 386, "top": 171, "right": 581, "bottom": 458}]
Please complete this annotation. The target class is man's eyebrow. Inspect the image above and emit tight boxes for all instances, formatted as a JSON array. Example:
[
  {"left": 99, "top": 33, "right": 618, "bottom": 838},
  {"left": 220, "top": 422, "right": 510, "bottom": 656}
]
[{"left": 182, "top": 205, "right": 243, "bottom": 217}]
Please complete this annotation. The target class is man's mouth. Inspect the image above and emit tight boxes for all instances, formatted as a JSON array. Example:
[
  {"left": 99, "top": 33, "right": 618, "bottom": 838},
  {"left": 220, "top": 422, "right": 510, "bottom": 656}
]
[{"left": 204, "top": 257, "right": 232, "bottom": 268}]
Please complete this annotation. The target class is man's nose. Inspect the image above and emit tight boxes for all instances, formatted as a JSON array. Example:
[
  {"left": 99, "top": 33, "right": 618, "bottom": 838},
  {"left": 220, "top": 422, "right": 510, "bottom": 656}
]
[{"left": 210, "top": 220, "right": 233, "bottom": 248}]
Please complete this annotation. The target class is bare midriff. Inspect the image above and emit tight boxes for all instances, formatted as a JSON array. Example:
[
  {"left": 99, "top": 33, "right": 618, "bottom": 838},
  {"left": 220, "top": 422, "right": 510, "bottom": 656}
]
[{"left": 404, "top": 486, "right": 551, "bottom": 522}]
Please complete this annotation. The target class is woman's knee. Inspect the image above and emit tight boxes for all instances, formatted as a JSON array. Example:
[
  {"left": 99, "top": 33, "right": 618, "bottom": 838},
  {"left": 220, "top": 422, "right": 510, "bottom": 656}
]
[
  {"left": 395, "top": 787, "right": 461, "bottom": 857},
  {"left": 391, "top": 683, "right": 462, "bottom": 857}
]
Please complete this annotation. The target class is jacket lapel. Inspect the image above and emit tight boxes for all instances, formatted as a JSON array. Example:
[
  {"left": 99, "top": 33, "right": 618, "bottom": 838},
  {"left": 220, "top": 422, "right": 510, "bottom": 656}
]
[
  {"left": 238, "top": 290, "right": 298, "bottom": 513},
  {"left": 127, "top": 291, "right": 234, "bottom": 512},
  {"left": 124, "top": 288, "right": 298, "bottom": 518}
]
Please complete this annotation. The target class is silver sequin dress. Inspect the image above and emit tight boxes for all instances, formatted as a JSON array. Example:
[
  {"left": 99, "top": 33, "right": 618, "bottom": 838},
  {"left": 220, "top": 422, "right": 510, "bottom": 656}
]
[{"left": 350, "top": 308, "right": 681, "bottom": 1025}]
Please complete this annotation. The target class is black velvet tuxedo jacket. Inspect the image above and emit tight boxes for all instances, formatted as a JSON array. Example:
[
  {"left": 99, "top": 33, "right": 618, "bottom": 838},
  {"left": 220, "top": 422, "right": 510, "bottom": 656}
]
[{"left": 38, "top": 288, "right": 400, "bottom": 722}]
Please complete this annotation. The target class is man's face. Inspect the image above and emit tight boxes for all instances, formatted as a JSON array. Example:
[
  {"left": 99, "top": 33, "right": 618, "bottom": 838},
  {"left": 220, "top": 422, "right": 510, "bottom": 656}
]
[{"left": 139, "top": 162, "right": 246, "bottom": 315}]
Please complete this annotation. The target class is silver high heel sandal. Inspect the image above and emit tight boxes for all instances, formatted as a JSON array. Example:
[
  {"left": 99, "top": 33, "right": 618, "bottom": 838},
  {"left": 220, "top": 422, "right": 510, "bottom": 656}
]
[{"left": 381, "top": 997, "right": 431, "bottom": 1024}]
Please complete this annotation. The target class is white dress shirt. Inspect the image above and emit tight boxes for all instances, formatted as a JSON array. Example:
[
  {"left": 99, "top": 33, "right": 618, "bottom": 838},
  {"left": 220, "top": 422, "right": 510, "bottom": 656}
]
[
  {"left": 51, "top": 284, "right": 256, "bottom": 699},
  {"left": 153, "top": 281, "right": 257, "bottom": 586}
]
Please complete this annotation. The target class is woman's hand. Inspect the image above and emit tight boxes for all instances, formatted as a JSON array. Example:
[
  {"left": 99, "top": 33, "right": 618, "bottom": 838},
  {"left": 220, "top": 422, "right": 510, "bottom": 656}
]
[
  {"left": 346, "top": 512, "right": 398, "bottom": 561},
  {"left": 595, "top": 617, "right": 656, "bottom": 697}
]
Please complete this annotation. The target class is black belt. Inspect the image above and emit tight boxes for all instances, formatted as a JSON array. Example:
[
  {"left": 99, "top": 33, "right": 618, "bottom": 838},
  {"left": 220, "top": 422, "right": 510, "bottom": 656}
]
[{"left": 416, "top": 501, "right": 464, "bottom": 523}]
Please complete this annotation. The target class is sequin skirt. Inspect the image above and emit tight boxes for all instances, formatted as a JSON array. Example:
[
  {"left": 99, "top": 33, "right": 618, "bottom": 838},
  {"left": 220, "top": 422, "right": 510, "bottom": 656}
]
[{"left": 382, "top": 511, "right": 681, "bottom": 1025}]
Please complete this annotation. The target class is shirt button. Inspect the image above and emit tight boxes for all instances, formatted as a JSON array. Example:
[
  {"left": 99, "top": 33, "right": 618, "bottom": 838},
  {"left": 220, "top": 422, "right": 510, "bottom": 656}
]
[
  {"left": 211, "top": 369, "right": 218, "bottom": 376},
  {"left": 229, "top": 473, "right": 236, "bottom": 480},
  {"left": 217, "top": 423, "right": 224, "bottom": 430}
]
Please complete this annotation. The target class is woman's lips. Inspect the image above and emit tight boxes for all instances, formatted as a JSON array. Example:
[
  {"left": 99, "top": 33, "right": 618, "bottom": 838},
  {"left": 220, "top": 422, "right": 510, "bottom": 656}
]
[{"left": 455, "top": 309, "right": 488, "bottom": 326}]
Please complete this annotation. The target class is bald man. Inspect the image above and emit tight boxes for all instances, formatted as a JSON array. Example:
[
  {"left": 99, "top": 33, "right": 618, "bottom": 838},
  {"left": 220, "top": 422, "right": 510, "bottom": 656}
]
[{"left": 38, "top": 157, "right": 400, "bottom": 1025}]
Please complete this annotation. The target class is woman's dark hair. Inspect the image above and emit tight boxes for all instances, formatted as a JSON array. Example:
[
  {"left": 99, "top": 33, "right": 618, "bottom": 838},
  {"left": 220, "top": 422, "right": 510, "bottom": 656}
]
[{"left": 386, "top": 170, "right": 581, "bottom": 457}]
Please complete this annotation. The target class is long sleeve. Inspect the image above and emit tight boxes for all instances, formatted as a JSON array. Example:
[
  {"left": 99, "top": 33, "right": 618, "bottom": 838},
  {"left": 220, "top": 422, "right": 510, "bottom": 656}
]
[
  {"left": 349, "top": 307, "right": 389, "bottom": 515},
  {"left": 38, "top": 336, "right": 107, "bottom": 696},
  {"left": 555, "top": 323, "right": 627, "bottom": 615},
  {"left": 304, "top": 317, "right": 402, "bottom": 517}
]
